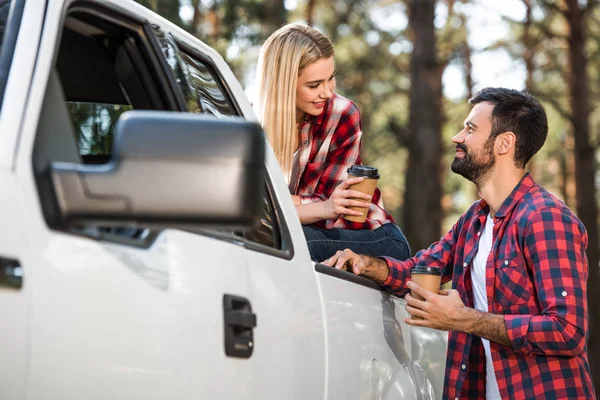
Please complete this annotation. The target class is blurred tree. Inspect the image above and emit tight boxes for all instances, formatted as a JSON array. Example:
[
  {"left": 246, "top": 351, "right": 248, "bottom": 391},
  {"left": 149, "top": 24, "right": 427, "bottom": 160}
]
[
  {"left": 403, "top": 0, "right": 443, "bottom": 252},
  {"left": 562, "top": 0, "right": 600, "bottom": 385},
  {"left": 136, "top": 0, "right": 183, "bottom": 26}
]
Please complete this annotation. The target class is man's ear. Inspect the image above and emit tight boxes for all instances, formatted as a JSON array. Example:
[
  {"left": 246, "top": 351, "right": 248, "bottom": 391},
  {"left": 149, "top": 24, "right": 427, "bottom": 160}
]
[{"left": 496, "top": 131, "right": 516, "bottom": 155}]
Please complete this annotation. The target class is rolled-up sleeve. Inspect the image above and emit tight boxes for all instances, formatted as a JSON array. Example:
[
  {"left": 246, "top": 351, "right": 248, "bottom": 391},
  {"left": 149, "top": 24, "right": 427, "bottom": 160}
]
[
  {"left": 380, "top": 220, "right": 460, "bottom": 295},
  {"left": 505, "top": 207, "right": 588, "bottom": 357}
]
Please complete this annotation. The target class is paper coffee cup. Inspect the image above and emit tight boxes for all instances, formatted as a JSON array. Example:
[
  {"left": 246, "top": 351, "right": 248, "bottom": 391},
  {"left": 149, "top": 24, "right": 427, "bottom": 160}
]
[
  {"left": 343, "top": 165, "right": 380, "bottom": 223},
  {"left": 409, "top": 266, "right": 442, "bottom": 320}
]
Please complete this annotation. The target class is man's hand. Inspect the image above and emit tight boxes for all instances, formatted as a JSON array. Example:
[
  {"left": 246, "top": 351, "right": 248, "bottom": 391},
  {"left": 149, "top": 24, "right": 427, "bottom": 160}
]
[
  {"left": 321, "top": 249, "right": 390, "bottom": 284},
  {"left": 404, "top": 282, "right": 512, "bottom": 345},
  {"left": 404, "top": 282, "right": 467, "bottom": 331},
  {"left": 322, "top": 177, "right": 372, "bottom": 220}
]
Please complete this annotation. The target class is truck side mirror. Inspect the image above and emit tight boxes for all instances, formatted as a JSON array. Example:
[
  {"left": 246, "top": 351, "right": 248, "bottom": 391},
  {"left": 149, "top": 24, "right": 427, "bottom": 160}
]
[{"left": 38, "top": 111, "right": 265, "bottom": 231}]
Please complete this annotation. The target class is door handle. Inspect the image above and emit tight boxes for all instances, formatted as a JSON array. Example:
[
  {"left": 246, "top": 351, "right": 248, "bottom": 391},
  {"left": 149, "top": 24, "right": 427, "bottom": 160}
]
[
  {"left": 0, "top": 257, "right": 23, "bottom": 289},
  {"left": 223, "top": 294, "right": 257, "bottom": 358}
]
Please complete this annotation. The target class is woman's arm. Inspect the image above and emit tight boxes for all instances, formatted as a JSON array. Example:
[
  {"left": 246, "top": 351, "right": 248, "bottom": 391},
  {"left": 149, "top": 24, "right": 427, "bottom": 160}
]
[
  {"left": 294, "top": 100, "right": 368, "bottom": 224},
  {"left": 293, "top": 177, "right": 372, "bottom": 224}
]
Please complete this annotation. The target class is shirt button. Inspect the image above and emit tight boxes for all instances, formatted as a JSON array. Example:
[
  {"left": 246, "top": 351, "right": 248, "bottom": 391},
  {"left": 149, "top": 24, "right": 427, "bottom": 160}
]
[
  {"left": 303, "top": 140, "right": 308, "bottom": 145},
  {"left": 461, "top": 364, "right": 466, "bottom": 370},
  {"left": 463, "top": 262, "right": 467, "bottom": 267},
  {"left": 504, "top": 260, "right": 509, "bottom": 266},
  {"left": 562, "top": 291, "right": 568, "bottom": 297},
  {"left": 477, "top": 231, "right": 481, "bottom": 236}
]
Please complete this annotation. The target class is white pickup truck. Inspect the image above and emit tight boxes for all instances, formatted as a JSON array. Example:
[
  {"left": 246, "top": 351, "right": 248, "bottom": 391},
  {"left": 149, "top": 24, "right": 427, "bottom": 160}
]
[{"left": 0, "top": 0, "right": 447, "bottom": 399}]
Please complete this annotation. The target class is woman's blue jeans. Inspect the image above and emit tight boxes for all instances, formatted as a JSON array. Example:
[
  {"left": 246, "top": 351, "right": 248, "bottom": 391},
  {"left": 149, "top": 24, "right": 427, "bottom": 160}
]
[{"left": 302, "top": 223, "right": 411, "bottom": 263}]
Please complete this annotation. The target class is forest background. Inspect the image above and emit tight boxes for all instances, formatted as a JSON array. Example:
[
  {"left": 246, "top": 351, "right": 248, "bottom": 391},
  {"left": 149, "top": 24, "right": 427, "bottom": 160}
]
[{"left": 136, "top": 0, "right": 600, "bottom": 389}]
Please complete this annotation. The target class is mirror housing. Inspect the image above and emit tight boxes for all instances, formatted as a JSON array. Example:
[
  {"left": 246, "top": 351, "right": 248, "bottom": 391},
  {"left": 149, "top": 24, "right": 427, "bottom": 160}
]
[{"left": 39, "top": 111, "right": 265, "bottom": 230}]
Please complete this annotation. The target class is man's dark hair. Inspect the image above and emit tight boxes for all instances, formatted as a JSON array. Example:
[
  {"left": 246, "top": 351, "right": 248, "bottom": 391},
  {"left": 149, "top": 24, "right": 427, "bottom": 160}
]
[{"left": 469, "top": 87, "right": 548, "bottom": 168}]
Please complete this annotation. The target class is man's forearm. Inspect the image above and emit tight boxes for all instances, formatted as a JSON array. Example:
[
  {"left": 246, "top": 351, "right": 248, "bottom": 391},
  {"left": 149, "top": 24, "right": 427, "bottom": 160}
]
[
  {"left": 459, "top": 307, "right": 511, "bottom": 346},
  {"left": 362, "top": 256, "right": 390, "bottom": 284}
]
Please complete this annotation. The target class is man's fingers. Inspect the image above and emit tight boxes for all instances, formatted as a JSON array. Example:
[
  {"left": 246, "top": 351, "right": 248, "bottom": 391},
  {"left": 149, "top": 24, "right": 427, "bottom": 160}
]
[
  {"left": 407, "top": 281, "right": 432, "bottom": 301},
  {"left": 334, "top": 252, "right": 353, "bottom": 270},
  {"left": 404, "top": 317, "right": 429, "bottom": 327},
  {"left": 322, "top": 250, "right": 342, "bottom": 267},
  {"left": 351, "top": 257, "right": 367, "bottom": 276},
  {"left": 405, "top": 293, "right": 425, "bottom": 307},
  {"left": 405, "top": 304, "right": 427, "bottom": 319}
]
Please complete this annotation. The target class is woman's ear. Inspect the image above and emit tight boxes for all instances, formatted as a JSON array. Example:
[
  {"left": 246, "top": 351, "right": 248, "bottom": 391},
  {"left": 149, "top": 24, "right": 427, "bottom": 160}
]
[{"left": 496, "top": 131, "right": 516, "bottom": 155}]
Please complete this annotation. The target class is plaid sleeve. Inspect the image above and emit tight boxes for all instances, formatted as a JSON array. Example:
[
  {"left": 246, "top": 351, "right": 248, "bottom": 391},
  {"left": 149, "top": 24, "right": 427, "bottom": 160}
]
[
  {"left": 504, "top": 207, "right": 588, "bottom": 356},
  {"left": 300, "top": 103, "right": 362, "bottom": 204},
  {"left": 380, "top": 219, "right": 460, "bottom": 295}
]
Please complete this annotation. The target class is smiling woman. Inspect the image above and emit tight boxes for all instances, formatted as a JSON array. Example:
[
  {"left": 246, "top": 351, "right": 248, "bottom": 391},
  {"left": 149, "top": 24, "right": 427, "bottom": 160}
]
[{"left": 255, "top": 23, "right": 411, "bottom": 263}]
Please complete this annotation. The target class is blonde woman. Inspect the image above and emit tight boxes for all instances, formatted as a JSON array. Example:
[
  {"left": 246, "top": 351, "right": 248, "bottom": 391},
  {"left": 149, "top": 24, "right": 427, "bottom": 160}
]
[{"left": 256, "top": 23, "right": 410, "bottom": 263}]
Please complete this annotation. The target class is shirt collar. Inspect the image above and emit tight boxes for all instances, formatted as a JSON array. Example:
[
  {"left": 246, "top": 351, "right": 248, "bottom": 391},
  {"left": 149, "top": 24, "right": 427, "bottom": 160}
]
[{"left": 475, "top": 172, "right": 535, "bottom": 219}]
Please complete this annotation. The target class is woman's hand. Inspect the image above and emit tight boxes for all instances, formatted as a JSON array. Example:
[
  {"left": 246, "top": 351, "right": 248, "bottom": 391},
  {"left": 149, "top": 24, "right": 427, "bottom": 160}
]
[{"left": 322, "top": 177, "right": 372, "bottom": 220}]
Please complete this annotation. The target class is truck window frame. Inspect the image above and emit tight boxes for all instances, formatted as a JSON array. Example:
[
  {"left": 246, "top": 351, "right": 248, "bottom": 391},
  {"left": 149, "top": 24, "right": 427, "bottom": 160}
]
[
  {"left": 168, "top": 39, "right": 294, "bottom": 260},
  {"left": 32, "top": 2, "right": 183, "bottom": 248},
  {"left": 0, "top": 0, "right": 26, "bottom": 111}
]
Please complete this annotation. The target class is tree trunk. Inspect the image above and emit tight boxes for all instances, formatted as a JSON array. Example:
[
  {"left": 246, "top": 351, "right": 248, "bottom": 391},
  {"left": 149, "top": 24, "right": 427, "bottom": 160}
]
[
  {"left": 522, "top": 0, "right": 539, "bottom": 177},
  {"left": 458, "top": 12, "right": 473, "bottom": 100},
  {"left": 403, "top": 0, "right": 443, "bottom": 253},
  {"left": 565, "top": 0, "right": 600, "bottom": 388},
  {"left": 261, "top": 0, "right": 287, "bottom": 38},
  {"left": 523, "top": 0, "right": 535, "bottom": 92},
  {"left": 306, "top": 0, "right": 317, "bottom": 26}
]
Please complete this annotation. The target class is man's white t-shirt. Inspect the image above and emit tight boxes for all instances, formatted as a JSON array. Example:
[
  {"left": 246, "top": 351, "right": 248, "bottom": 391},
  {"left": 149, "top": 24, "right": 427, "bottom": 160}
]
[{"left": 471, "top": 213, "right": 502, "bottom": 400}]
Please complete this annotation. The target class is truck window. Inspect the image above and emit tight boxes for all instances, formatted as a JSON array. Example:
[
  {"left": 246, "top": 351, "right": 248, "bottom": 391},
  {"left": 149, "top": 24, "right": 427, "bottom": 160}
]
[
  {"left": 32, "top": 7, "right": 174, "bottom": 246},
  {"left": 156, "top": 38, "right": 291, "bottom": 256},
  {"left": 0, "top": 0, "right": 25, "bottom": 112}
]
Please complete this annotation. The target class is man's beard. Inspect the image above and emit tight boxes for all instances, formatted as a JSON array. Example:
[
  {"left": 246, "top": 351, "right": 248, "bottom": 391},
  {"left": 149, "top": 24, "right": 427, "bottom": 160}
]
[{"left": 451, "top": 141, "right": 495, "bottom": 186}]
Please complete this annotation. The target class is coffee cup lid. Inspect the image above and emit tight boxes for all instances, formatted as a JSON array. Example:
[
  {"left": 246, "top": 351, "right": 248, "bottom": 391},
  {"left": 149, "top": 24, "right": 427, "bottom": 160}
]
[
  {"left": 347, "top": 165, "right": 380, "bottom": 179},
  {"left": 410, "top": 266, "right": 441, "bottom": 275}
]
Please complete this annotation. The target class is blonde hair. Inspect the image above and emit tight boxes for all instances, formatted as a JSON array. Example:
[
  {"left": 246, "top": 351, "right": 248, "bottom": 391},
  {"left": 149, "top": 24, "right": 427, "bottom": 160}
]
[{"left": 256, "top": 23, "right": 334, "bottom": 182}]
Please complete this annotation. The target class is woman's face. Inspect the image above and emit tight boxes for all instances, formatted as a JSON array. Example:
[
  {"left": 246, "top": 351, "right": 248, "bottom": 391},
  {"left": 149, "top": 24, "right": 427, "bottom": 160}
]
[{"left": 296, "top": 57, "right": 336, "bottom": 122}]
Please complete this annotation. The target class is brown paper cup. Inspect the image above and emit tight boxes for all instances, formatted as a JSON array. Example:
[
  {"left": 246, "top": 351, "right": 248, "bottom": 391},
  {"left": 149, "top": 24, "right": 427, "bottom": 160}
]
[
  {"left": 343, "top": 177, "right": 378, "bottom": 223},
  {"left": 409, "top": 271, "right": 442, "bottom": 320}
]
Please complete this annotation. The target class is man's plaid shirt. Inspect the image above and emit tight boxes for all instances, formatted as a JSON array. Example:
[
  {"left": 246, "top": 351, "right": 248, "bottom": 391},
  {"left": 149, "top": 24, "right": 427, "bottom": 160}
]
[
  {"left": 291, "top": 93, "right": 394, "bottom": 230},
  {"left": 381, "top": 174, "right": 595, "bottom": 399}
]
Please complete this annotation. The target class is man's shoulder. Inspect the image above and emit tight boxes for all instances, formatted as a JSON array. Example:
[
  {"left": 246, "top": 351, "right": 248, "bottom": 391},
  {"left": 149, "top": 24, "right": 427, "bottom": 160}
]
[{"left": 517, "top": 183, "right": 583, "bottom": 225}]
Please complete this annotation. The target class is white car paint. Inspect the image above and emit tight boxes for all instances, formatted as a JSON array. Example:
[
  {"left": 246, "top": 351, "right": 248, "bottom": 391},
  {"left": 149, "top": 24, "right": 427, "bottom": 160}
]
[{"left": 0, "top": 0, "right": 448, "bottom": 399}]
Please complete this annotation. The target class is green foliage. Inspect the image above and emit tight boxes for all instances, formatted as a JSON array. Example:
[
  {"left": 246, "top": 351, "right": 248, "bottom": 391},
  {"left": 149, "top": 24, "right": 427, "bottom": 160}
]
[{"left": 67, "top": 102, "right": 131, "bottom": 155}]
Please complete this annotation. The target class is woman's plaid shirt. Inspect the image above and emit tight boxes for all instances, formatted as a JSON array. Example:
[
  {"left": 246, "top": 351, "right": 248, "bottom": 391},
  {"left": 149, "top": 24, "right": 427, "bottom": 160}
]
[
  {"left": 291, "top": 93, "right": 395, "bottom": 230},
  {"left": 381, "top": 174, "right": 596, "bottom": 399}
]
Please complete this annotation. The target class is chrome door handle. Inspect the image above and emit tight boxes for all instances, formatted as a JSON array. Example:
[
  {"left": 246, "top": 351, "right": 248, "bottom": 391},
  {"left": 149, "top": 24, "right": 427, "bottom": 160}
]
[{"left": 0, "top": 257, "right": 23, "bottom": 289}]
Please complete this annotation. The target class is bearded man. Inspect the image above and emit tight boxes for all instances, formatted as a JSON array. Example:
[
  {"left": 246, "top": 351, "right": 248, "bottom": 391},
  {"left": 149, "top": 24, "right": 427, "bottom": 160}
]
[{"left": 323, "top": 88, "right": 596, "bottom": 400}]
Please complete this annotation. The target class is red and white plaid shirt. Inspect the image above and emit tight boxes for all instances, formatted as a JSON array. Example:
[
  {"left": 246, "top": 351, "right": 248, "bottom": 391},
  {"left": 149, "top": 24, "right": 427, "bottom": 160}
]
[
  {"left": 291, "top": 93, "right": 394, "bottom": 230},
  {"left": 381, "top": 174, "right": 596, "bottom": 399}
]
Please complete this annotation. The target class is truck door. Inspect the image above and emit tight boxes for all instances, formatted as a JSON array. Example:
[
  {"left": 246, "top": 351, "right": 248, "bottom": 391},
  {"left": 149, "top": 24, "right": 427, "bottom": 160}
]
[
  {"left": 315, "top": 265, "right": 448, "bottom": 399},
  {"left": 14, "top": 2, "right": 255, "bottom": 399},
  {"left": 0, "top": 1, "right": 44, "bottom": 399},
  {"left": 163, "top": 34, "right": 328, "bottom": 399}
]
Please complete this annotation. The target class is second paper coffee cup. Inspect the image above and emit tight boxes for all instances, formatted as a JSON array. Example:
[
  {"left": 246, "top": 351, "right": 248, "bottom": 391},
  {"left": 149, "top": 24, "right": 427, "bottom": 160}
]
[
  {"left": 344, "top": 165, "right": 380, "bottom": 223},
  {"left": 409, "top": 266, "right": 442, "bottom": 320}
]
